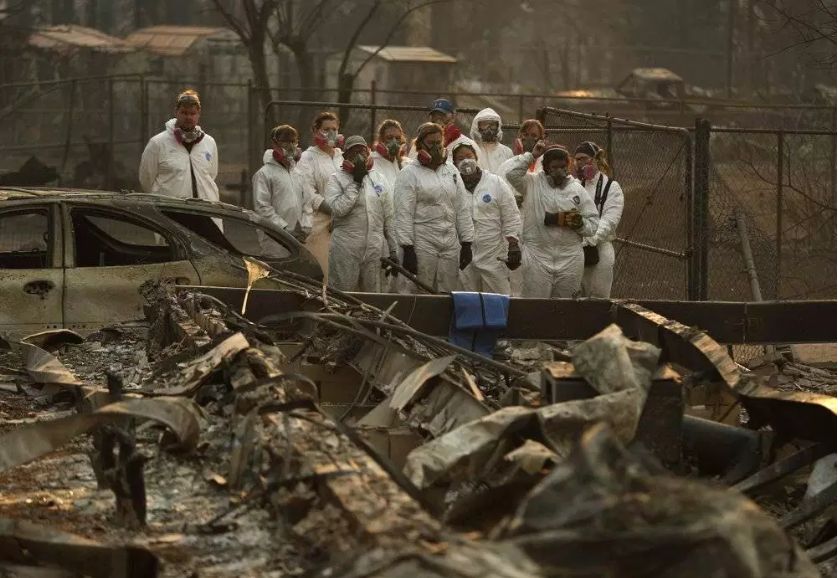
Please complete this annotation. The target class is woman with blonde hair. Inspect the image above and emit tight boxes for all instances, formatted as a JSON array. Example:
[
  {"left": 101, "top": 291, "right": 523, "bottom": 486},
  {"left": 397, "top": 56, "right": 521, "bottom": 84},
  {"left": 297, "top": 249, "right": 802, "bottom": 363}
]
[
  {"left": 371, "top": 119, "right": 407, "bottom": 188},
  {"left": 573, "top": 141, "right": 624, "bottom": 298}
]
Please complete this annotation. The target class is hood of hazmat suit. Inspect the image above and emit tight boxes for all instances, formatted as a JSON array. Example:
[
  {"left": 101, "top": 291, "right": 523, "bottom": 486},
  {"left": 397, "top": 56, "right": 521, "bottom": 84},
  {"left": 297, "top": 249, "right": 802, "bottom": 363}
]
[{"left": 470, "top": 108, "right": 514, "bottom": 174}]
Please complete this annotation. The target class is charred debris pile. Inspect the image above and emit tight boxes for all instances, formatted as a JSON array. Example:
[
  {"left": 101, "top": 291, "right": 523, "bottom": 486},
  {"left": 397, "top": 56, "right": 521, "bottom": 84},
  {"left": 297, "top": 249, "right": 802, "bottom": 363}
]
[{"left": 0, "top": 276, "right": 834, "bottom": 577}]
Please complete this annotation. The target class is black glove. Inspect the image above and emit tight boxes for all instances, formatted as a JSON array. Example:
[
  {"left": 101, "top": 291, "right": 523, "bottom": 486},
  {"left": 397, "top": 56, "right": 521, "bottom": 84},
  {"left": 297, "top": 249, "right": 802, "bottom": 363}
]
[
  {"left": 402, "top": 245, "right": 418, "bottom": 275},
  {"left": 565, "top": 210, "right": 583, "bottom": 230},
  {"left": 289, "top": 222, "right": 308, "bottom": 242},
  {"left": 352, "top": 161, "right": 368, "bottom": 184},
  {"left": 382, "top": 251, "right": 399, "bottom": 277},
  {"left": 506, "top": 243, "right": 521, "bottom": 270},
  {"left": 459, "top": 242, "right": 473, "bottom": 270},
  {"left": 544, "top": 212, "right": 561, "bottom": 227}
]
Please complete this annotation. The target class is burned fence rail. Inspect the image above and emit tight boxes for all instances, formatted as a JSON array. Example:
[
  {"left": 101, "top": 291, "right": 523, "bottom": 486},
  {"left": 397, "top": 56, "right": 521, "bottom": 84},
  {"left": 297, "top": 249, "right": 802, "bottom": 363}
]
[{"left": 188, "top": 286, "right": 837, "bottom": 345}]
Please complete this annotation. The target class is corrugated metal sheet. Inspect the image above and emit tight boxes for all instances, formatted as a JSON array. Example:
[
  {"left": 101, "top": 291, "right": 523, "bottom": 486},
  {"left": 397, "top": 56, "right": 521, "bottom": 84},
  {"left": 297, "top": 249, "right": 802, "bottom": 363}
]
[
  {"left": 125, "top": 26, "right": 236, "bottom": 56},
  {"left": 357, "top": 45, "right": 457, "bottom": 64},
  {"left": 29, "top": 25, "right": 135, "bottom": 53}
]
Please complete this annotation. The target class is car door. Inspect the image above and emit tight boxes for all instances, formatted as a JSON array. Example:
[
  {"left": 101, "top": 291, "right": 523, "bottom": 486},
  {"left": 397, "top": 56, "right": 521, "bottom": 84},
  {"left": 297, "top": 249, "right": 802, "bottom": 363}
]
[
  {"left": 62, "top": 203, "right": 201, "bottom": 332},
  {"left": 0, "top": 203, "right": 64, "bottom": 339},
  {"left": 160, "top": 208, "right": 323, "bottom": 284}
]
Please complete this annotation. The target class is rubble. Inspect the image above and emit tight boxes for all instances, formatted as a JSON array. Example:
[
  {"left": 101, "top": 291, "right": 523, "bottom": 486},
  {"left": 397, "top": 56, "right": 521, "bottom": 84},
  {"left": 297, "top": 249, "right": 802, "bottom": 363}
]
[{"left": 0, "top": 280, "right": 833, "bottom": 577}]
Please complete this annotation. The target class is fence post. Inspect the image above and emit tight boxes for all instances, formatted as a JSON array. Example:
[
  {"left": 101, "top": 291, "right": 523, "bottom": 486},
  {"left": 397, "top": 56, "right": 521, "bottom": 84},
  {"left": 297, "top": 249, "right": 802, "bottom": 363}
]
[
  {"left": 605, "top": 114, "right": 613, "bottom": 176},
  {"left": 518, "top": 94, "right": 525, "bottom": 124},
  {"left": 107, "top": 76, "right": 114, "bottom": 190},
  {"left": 683, "top": 130, "right": 694, "bottom": 299},
  {"left": 60, "top": 79, "right": 78, "bottom": 177},
  {"left": 247, "top": 79, "right": 256, "bottom": 198},
  {"left": 775, "top": 129, "right": 783, "bottom": 298},
  {"left": 691, "top": 118, "right": 711, "bottom": 300},
  {"left": 535, "top": 107, "right": 546, "bottom": 126},
  {"left": 370, "top": 79, "right": 377, "bottom": 145},
  {"left": 139, "top": 75, "right": 147, "bottom": 153}
]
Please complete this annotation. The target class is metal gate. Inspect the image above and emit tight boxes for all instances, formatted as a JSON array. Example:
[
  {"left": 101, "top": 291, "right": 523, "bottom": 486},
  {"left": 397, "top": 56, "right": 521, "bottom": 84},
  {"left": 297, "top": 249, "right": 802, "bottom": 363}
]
[{"left": 537, "top": 107, "right": 694, "bottom": 299}]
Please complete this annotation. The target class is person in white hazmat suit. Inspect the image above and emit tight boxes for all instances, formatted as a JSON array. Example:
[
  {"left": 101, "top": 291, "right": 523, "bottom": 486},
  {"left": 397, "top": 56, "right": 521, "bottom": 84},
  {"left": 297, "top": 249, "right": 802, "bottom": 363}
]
[
  {"left": 139, "top": 89, "right": 219, "bottom": 202},
  {"left": 252, "top": 124, "right": 307, "bottom": 256},
  {"left": 574, "top": 141, "right": 624, "bottom": 298},
  {"left": 504, "top": 142, "right": 599, "bottom": 298},
  {"left": 296, "top": 111, "right": 340, "bottom": 280},
  {"left": 371, "top": 119, "right": 409, "bottom": 290},
  {"left": 325, "top": 136, "right": 398, "bottom": 292},
  {"left": 406, "top": 98, "right": 477, "bottom": 165},
  {"left": 371, "top": 119, "right": 408, "bottom": 187},
  {"left": 394, "top": 122, "right": 475, "bottom": 293},
  {"left": 470, "top": 108, "right": 514, "bottom": 174},
  {"left": 452, "top": 142, "right": 521, "bottom": 295},
  {"left": 499, "top": 118, "right": 547, "bottom": 296}
]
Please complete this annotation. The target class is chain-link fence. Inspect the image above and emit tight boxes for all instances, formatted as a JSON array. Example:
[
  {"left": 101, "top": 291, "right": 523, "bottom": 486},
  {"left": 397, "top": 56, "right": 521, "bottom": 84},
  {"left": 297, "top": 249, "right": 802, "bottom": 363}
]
[
  {"left": 0, "top": 75, "right": 259, "bottom": 204},
  {"left": 0, "top": 76, "right": 144, "bottom": 191},
  {"left": 702, "top": 127, "right": 836, "bottom": 303},
  {"left": 1, "top": 75, "right": 834, "bottom": 319},
  {"left": 537, "top": 107, "right": 693, "bottom": 300}
]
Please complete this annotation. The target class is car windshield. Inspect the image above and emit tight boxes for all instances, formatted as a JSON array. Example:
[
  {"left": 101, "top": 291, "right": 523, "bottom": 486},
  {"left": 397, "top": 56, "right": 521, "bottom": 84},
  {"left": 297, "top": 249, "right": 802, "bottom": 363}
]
[{"left": 162, "top": 210, "right": 292, "bottom": 260}]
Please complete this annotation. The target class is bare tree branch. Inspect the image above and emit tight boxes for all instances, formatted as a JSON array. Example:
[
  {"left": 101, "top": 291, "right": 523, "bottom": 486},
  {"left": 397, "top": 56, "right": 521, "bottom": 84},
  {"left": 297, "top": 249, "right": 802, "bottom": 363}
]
[
  {"left": 349, "top": 0, "right": 458, "bottom": 78},
  {"left": 210, "top": 0, "right": 252, "bottom": 42},
  {"left": 336, "top": 0, "right": 381, "bottom": 81},
  {"left": 759, "top": 0, "right": 836, "bottom": 45}
]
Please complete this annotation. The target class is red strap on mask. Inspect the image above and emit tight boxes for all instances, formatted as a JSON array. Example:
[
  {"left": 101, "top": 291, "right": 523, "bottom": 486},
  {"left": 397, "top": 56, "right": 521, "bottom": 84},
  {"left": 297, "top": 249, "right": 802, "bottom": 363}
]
[{"left": 375, "top": 142, "right": 390, "bottom": 160}]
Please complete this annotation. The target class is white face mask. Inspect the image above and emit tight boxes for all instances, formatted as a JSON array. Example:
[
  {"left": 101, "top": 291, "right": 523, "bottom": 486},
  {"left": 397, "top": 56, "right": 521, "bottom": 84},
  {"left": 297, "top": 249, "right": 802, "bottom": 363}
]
[{"left": 457, "top": 158, "right": 479, "bottom": 177}]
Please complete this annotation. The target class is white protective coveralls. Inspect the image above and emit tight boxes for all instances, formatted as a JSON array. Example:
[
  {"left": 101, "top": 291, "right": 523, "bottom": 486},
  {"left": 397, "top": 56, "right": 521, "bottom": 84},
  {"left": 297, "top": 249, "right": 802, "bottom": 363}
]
[
  {"left": 296, "top": 145, "right": 343, "bottom": 280},
  {"left": 394, "top": 161, "right": 475, "bottom": 293},
  {"left": 371, "top": 149, "right": 408, "bottom": 292},
  {"left": 459, "top": 170, "right": 521, "bottom": 295},
  {"left": 470, "top": 108, "right": 514, "bottom": 174},
  {"left": 325, "top": 168, "right": 398, "bottom": 292},
  {"left": 504, "top": 152, "right": 599, "bottom": 298},
  {"left": 370, "top": 150, "right": 403, "bottom": 189},
  {"left": 581, "top": 171, "right": 624, "bottom": 298},
  {"left": 252, "top": 149, "right": 305, "bottom": 255},
  {"left": 499, "top": 153, "right": 543, "bottom": 296},
  {"left": 139, "top": 118, "right": 219, "bottom": 201}
]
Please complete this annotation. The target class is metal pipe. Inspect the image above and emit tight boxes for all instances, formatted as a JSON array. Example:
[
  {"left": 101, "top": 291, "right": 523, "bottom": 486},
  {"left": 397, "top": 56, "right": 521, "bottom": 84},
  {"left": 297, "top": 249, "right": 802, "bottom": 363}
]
[
  {"left": 613, "top": 237, "right": 687, "bottom": 259},
  {"left": 380, "top": 257, "right": 438, "bottom": 294},
  {"left": 705, "top": 126, "right": 836, "bottom": 136},
  {"left": 735, "top": 208, "right": 764, "bottom": 301},
  {"left": 735, "top": 208, "right": 775, "bottom": 359},
  {"left": 539, "top": 106, "right": 691, "bottom": 135}
]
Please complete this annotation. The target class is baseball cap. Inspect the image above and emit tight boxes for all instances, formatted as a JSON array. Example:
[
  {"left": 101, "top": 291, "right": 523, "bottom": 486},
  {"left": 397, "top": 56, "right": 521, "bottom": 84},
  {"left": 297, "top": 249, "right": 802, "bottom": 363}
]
[
  {"left": 343, "top": 135, "right": 368, "bottom": 152},
  {"left": 430, "top": 98, "right": 455, "bottom": 114}
]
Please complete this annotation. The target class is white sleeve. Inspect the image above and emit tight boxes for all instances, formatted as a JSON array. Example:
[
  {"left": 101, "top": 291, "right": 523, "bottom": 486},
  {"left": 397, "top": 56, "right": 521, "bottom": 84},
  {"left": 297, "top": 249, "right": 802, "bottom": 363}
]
[
  {"left": 380, "top": 177, "right": 398, "bottom": 255},
  {"left": 324, "top": 173, "right": 360, "bottom": 218},
  {"left": 576, "top": 183, "right": 600, "bottom": 238},
  {"left": 589, "top": 179, "right": 624, "bottom": 245},
  {"left": 454, "top": 172, "right": 475, "bottom": 244},
  {"left": 502, "top": 153, "right": 533, "bottom": 196},
  {"left": 252, "top": 169, "right": 288, "bottom": 230},
  {"left": 497, "top": 177, "right": 521, "bottom": 240},
  {"left": 138, "top": 139, "right": 159, "bottom": 194},
  {"left": 394, "top": 169, "right": 417, "bottom": 247},
  {"left": 209, "top": 138, "right": 219, "bottom": 180},
  {"left": 296, "top": 154, "right": 324, "bottom": 211}
]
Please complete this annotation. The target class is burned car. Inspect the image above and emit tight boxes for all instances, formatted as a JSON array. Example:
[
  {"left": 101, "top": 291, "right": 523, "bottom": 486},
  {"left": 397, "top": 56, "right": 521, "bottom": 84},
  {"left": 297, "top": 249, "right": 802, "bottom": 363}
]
[{"left": 0, "top": 188, "right": 322, "bottom": 337}]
